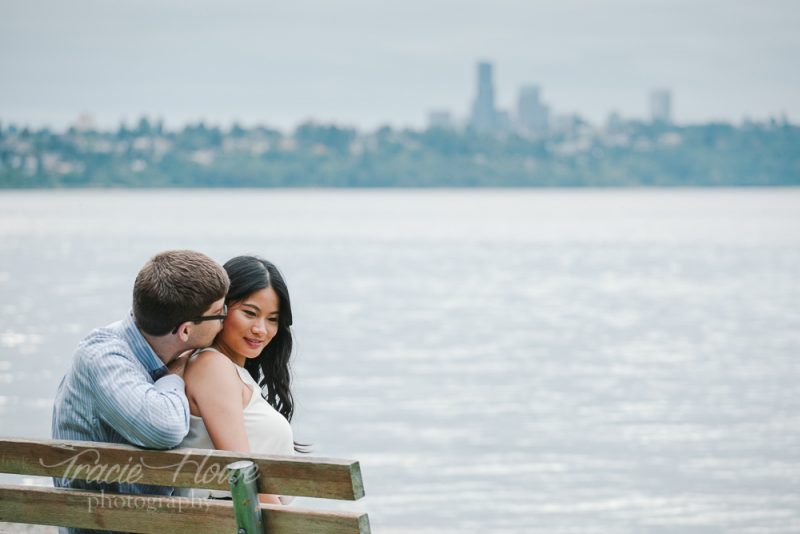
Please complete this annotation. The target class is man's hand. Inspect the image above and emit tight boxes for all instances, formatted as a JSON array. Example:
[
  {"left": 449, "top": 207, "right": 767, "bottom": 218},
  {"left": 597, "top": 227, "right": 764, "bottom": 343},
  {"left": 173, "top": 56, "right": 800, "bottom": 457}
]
[{"left": 165, "top": 351, "right": 191, "bottom": 378}]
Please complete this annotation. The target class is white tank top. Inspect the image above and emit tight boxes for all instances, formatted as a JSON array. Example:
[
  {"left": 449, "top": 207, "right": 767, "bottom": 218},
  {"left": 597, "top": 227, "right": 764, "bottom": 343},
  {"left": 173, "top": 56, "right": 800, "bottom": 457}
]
[{"left": 175, "top": 349, "right": 295, "bottom": 499}]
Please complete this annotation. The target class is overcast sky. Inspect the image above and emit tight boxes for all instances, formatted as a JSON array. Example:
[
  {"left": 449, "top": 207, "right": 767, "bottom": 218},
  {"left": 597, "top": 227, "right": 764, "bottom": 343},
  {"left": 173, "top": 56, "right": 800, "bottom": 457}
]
[{"left": 1, "top": 0, "right": 798, "bottom": 131}]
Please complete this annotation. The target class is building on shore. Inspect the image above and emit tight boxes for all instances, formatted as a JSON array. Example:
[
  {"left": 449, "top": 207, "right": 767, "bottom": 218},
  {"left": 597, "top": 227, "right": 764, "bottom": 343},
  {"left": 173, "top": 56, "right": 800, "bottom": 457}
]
[
  {"left": 427, "top": 110, "right": 455, "bottom": 130},
  {"left": 517, "top": 85, "right": 550, "bottom": 135},
  {"left": 470, "top": 61, "right": 499, "bottom": 132},
  {"left": 650, "top": 89, "right": 672, "bottom": 124}
]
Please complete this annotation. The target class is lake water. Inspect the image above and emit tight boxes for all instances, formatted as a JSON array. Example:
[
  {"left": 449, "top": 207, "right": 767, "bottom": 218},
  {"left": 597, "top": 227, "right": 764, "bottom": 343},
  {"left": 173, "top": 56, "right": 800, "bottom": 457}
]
[{"left": 0, "top": 189, "right": 799, "bottom": 533}]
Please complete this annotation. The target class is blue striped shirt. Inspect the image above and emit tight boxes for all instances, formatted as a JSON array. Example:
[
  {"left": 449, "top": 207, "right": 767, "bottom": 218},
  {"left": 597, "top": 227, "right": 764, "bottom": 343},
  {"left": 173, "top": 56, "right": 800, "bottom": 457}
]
[{"left": 51, "top": 312, "right": 190, "bottom": 501}]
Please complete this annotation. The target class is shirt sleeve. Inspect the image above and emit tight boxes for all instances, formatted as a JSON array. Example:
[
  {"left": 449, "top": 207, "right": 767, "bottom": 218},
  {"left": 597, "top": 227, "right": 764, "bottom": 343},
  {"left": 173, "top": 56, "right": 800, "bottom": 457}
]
[{"left": 86, "top": 350, "right": 191, "bottom": 449}]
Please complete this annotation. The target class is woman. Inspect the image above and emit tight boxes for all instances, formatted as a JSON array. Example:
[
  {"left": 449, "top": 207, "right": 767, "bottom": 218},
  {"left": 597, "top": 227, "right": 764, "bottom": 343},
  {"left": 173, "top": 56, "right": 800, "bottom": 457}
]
[{"left": 177, "top": 255, "right": 302, "bottom": 504}]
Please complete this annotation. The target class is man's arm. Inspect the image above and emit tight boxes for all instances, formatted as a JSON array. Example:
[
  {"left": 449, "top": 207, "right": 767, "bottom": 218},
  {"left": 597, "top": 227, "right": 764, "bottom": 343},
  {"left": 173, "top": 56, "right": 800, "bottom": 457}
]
[{"left": 86, "top": 350, "right": 190, "bottom": 449}]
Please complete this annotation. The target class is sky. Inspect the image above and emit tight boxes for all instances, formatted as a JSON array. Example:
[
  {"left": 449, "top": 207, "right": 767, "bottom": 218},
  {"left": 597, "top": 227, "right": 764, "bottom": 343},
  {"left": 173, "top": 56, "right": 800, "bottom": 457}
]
[{"left": 1, "top": 0, "right": 798, "bottom": 131}]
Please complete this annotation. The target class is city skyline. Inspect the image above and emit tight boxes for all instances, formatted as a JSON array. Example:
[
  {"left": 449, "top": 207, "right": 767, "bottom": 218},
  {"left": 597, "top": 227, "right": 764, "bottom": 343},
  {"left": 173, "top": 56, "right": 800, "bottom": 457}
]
[
  {"left": 450, "top": 61, "right": 673, "bottom": 134},
  {"left": 2, "top": 0, "right": 798, "bottom": 131}
]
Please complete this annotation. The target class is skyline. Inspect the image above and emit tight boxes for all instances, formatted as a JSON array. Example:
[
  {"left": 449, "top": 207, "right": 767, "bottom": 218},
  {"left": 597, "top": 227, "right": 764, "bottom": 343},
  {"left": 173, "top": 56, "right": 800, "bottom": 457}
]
[{"left": 1, "top": 0, "right": 799, "bottom": 131}]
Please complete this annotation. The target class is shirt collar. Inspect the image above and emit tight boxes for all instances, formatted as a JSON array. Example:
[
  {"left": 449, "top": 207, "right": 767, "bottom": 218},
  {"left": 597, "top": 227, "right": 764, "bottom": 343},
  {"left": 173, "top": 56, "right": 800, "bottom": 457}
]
[{"left": 121, "top": 311, "right": 169, "bottom": 381}]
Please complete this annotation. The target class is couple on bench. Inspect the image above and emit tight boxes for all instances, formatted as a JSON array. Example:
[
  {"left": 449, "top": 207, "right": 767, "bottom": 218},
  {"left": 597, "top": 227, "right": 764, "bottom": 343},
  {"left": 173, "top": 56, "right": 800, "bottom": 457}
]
[{"left": 52, "top": 250, "right": 302, "bottom": 532}]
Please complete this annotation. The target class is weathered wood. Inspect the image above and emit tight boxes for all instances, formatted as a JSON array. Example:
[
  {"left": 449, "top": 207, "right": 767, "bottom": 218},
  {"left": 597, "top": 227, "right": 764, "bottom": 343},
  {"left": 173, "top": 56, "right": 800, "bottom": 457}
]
[
  {"left": 0, "top": 438, "right": 364, "bottom": 501},
  {"left": 0, "top": 485, "right": 370, "bottom": 534}
]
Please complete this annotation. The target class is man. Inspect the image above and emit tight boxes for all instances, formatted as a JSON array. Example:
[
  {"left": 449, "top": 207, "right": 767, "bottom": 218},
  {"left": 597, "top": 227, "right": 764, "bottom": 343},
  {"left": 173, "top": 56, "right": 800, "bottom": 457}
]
[{"left": 51, "top": 250, "right": 229, "bottom": 502}]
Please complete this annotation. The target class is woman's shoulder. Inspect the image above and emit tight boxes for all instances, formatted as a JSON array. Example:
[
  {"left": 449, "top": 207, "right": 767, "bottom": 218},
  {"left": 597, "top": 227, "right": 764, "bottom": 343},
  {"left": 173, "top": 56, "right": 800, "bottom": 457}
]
[
  {"left": 184, "top": 348, "right": 238, "bottom": 385},
  {"left": 190, "top": 347, "right": 227, "bottom": 360}
]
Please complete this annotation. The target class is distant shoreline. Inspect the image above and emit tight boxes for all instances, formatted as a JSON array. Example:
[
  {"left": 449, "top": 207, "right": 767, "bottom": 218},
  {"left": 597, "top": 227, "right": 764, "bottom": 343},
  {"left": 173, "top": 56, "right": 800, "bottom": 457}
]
[
  {"left": 3, "top": 121, "right": 798, "bottom": 188},
  {"left": 4, "top": 184, "right": 800, "bottom": 190}
]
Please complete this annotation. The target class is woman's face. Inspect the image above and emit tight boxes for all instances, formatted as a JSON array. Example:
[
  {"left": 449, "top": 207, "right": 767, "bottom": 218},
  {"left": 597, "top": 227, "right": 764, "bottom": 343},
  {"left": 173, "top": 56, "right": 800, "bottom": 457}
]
[{"left": 218, "top": 286, "right": 280, "bottom": 361}]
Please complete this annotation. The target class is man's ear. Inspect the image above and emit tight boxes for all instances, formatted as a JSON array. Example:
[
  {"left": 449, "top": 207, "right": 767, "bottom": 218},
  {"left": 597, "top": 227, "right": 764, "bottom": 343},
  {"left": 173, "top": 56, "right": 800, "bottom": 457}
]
[{"left": 176, "top": 323, "right": 191, "bottom": 342}]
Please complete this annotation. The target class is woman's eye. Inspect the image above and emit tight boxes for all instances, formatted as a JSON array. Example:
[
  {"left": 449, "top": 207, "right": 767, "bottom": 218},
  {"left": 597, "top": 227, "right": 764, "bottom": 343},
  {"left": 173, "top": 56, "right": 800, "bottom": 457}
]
[
  {"left": 243, "top": 310, "right": 256, "bottom": 317},
  {"left": 268, "top": 317, "right": 279, "bottom": 323}
]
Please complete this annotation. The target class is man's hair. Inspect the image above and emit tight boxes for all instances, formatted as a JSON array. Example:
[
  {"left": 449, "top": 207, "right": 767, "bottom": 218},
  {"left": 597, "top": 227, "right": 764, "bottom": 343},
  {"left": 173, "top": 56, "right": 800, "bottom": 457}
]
[{"left": 133, "top": 250, "right": 230, "bottom": 336}]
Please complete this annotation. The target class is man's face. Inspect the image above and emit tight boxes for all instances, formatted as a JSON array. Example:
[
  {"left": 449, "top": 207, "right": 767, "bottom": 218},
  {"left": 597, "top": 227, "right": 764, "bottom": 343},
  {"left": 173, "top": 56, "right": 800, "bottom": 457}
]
[{"left": 187, "top": 297, "right": 226, "bottom": 348}]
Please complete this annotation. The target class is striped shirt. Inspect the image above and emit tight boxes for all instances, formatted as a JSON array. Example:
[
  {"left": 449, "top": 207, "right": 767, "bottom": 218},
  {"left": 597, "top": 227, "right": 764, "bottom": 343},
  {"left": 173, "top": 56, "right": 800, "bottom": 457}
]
[{"left": 51, "top": 312, "right": 190, "bottom": 502}]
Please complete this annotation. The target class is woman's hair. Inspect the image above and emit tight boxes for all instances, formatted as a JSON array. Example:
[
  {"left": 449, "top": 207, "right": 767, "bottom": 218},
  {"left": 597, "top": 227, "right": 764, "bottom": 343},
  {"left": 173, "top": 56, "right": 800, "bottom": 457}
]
[{"left": 222, "top": 255, "right": 308, "bottom": 452}]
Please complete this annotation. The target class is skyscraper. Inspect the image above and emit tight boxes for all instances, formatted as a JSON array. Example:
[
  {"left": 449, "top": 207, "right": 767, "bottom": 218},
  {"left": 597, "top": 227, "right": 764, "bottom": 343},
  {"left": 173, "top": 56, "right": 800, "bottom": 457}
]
[
  {"left": 517, "top": 85, "right": 549, "bottom": 134},
  {"left": 650, "top": 89, "right": 672, "bottom": 123},
  {"left": 470, "top": 61, "right": 497, "bottom": 131}
]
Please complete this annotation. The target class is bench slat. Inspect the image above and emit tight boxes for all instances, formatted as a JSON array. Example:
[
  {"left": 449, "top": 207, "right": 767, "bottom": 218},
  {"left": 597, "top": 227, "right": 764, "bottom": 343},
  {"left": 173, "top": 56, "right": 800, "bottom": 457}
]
[
  {"left": 0, "top": 485, "right": 370, "bottom": 534},
  {"left": 0, "top": 438, "right": 364, "bottom": 501}
]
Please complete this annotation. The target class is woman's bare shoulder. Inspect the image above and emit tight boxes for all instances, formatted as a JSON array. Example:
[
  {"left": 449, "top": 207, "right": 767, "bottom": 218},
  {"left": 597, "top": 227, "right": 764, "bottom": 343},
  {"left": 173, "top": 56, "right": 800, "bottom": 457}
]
[{"left": 184, "top": 349, "right": 238, "bottom": 389}]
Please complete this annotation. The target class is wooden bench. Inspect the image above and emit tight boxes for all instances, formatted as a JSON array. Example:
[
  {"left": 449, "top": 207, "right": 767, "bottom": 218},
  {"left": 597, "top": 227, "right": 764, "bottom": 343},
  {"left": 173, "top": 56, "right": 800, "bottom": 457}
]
[{"left": 0, "top": 438, "right": 370, "bottom": 533}]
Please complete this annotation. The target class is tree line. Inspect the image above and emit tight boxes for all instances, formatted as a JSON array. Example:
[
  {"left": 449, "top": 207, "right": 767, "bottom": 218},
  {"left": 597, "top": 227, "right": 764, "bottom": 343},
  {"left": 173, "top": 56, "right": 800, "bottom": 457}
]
[{"left": 1, "top": 119, "right": 798, "bottom": 187}]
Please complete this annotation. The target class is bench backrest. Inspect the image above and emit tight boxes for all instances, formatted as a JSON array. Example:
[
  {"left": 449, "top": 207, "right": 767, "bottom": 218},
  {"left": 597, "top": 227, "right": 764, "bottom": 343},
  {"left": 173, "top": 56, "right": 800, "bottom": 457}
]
[{"left": 0, "top": 438, "right": 370, "bottom": 534}]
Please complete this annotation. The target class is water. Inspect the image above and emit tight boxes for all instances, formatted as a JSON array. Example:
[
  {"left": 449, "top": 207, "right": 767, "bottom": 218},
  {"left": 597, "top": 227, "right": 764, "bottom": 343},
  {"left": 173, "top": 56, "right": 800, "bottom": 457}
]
[{"left": 1, "top": 189, "right": 799, "bottom": 533}]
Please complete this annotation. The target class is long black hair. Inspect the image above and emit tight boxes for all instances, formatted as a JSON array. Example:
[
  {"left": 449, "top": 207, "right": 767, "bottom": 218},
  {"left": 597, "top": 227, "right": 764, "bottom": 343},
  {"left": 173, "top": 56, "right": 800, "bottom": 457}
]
[{"left": 222, "top": 255, "right": 307, "bottom": 452}]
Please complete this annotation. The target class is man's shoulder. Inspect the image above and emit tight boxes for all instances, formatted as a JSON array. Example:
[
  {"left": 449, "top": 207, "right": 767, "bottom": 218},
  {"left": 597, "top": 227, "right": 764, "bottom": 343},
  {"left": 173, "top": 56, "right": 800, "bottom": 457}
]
[{"left": 74, "top": 321, "right": 135, "bottom": 366}]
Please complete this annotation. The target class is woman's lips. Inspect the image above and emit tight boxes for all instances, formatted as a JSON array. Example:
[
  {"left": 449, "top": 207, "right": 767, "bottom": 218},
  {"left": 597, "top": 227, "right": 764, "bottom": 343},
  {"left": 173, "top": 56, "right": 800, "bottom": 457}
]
[{"left": 244, "top": 337, "right": 265, "bottom": 350}]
